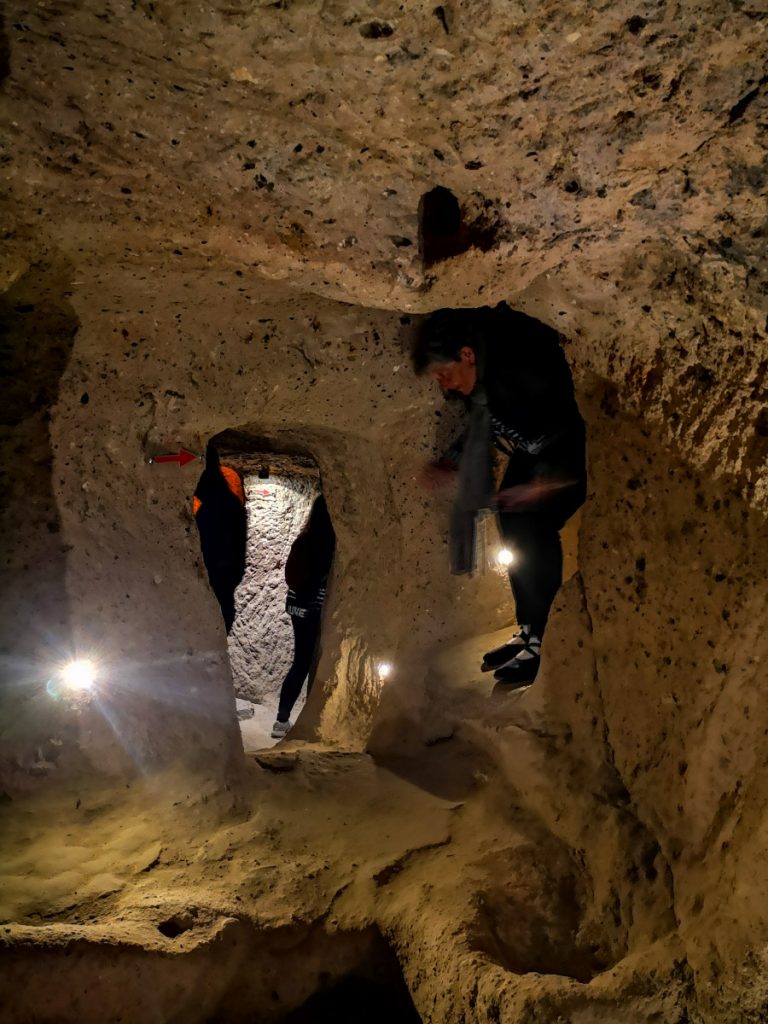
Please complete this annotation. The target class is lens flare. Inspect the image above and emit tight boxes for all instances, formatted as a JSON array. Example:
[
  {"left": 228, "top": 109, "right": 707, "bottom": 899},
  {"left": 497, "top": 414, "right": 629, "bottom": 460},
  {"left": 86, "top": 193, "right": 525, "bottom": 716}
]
[
  {"left": 496, "top": 548, "right": 515, "bottom": 567},
  {"left": 60, "top": 658, "right": 97, "bottom": 692},
  {"left": 377, "top": 661, "right": 393, "bottom": 681}
]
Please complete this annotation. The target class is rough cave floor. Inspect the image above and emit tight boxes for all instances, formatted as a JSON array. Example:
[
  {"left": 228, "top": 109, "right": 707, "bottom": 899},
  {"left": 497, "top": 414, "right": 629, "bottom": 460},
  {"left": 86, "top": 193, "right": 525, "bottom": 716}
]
[
  {"left": 0, "top": 613, "right": 691, "bottom": 1023},
  {"left": 237, "top": 696, "right": 305, "bottom": 752}
]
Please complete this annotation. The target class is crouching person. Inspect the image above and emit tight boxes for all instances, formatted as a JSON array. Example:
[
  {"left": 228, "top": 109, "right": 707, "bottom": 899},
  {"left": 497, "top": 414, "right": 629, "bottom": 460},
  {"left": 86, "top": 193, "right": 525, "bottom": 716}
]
[{"left": 413, "top": 302, "right": 587, "bottom": 687}]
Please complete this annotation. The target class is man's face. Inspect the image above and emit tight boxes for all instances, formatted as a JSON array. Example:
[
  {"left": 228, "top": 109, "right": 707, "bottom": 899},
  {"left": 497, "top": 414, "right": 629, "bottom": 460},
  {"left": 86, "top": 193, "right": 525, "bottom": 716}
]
[{"left": 428, "top": 346, "right": 477, "bottom": 396}]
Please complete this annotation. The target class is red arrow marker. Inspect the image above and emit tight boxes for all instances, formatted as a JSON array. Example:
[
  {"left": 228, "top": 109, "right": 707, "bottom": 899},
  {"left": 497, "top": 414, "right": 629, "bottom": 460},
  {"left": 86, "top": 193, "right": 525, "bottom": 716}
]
[{"left": 150, "top": 448, "right": 199, "bottom": 467}]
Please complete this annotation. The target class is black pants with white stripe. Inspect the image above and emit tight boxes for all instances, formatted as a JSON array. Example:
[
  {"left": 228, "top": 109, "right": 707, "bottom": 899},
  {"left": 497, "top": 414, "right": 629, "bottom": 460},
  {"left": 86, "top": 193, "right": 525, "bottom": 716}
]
[
  {"left": 277, "top": 611, "right": 321, "bottom": 723},
  {"left": 497, "top": 423, "right": 587, "bottom": 637}
]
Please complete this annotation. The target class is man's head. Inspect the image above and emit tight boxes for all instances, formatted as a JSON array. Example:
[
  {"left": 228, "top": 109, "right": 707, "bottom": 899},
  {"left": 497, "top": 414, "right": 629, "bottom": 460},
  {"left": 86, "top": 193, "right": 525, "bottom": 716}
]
[
  {"left": 426, "top": 346, "right": 477, "bottom": 395},
  {"left": 411, "top": 307, "right": 484, "bottom": 396}
]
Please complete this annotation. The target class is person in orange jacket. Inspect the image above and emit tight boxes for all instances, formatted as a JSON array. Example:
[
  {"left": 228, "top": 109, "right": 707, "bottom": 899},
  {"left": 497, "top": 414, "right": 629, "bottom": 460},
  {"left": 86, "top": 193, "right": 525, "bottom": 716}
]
[{"left": 193, "top": 443, "right": 247, "bottom": 633}]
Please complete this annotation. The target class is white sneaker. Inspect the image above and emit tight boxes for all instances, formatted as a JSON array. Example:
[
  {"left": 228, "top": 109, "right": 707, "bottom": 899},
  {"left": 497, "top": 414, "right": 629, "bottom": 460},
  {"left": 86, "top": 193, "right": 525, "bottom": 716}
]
[{"left": 270, "top": 719, "right": 292, "bottom": 739}]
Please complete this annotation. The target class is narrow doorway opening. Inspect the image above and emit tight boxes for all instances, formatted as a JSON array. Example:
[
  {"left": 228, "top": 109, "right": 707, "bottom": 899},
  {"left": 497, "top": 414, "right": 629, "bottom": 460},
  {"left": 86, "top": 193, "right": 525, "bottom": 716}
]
[{"left": 194, "top": 436, "right": 332, "bottom": 751}]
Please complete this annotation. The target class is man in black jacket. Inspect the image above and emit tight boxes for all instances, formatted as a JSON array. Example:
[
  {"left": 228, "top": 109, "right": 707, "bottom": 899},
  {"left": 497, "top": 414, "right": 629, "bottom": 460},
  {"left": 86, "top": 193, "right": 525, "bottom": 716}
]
[{"left": 413, "top": 302, "right": 587, "bottom": 687}]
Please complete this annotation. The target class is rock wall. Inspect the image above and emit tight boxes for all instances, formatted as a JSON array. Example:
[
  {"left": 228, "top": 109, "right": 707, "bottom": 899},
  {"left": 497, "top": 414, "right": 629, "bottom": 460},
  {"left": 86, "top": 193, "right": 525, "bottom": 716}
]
[
  {"left": 228, "top": 473, "right": 318, "bottom": 703},
  {"left": 0, "top": 270, "right": 516, "bottom": 782},
  {"left": 0, "top": 258, "right": 82, "bottom": 790},
  {"left": 579, "top": 398, "right": 768, "bottom": 1015}
]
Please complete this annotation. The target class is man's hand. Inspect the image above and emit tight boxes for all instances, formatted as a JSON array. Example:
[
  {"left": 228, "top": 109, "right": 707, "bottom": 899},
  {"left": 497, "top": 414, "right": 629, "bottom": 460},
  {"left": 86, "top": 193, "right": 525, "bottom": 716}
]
[
  {"left": 418, "top": 460, "right": 457, "bottom": 492},
  {"left": 497, "top": 477, "right": 576, "bottom": 510}
]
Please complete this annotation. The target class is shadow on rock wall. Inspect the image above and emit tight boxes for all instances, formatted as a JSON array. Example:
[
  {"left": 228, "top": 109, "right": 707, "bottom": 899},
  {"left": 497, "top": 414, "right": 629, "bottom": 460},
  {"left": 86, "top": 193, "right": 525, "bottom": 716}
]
[{"left": 0, "top": 256, "right": 79, "bottom": 793}]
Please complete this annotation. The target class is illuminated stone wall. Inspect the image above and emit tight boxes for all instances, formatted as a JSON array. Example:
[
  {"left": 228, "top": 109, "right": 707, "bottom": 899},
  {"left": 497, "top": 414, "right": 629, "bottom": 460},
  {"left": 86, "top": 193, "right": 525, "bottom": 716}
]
[{"left": 228, "top": 474, "right": 318, "bottom": 704}]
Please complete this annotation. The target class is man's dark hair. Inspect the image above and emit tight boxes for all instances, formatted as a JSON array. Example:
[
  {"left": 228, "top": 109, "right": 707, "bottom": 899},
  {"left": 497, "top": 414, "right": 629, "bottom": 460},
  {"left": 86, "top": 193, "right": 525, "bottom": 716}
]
[{"left": 411, "top": 304, "right": 499, "bottom": 374}]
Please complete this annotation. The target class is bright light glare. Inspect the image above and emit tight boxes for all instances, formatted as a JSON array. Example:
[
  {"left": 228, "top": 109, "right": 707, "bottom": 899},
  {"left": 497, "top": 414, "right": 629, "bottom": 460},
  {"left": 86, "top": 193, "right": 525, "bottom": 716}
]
[
  {"left": 377, "top": 661, "right": 393, "bottom": 681},
  {"left": 60, "top": 658, "right": 96, "bottom": 692},
  {"left": 496, "top": 548, "right": 516, "bottom": 567}
]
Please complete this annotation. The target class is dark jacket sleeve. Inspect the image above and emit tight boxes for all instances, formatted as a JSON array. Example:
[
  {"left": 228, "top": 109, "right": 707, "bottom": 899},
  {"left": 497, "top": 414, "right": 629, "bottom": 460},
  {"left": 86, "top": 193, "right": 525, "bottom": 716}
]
[{"left": 484, "top": 308, "right": 582, "bottom": 442}]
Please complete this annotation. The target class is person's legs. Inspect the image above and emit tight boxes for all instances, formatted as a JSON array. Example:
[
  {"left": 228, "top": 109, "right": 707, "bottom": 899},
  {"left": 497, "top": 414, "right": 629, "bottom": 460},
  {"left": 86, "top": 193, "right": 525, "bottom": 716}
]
[
  {"left": 276, "top": 613, "right": 320, "bottom": 724},
  {"left": 494, "top": 431, "right": 586, "bottom": 639},
  {"left": 491, "top": 482, "right": 584, "bottom": 683},
  {"left": 499, "top": 510, "right": 563, "bottom": 638},
  {"left": 208, "top": 568, "right": 240, "bottom": 634},
  {"left": 484, "top": 511, "right": 559, "bottom": 685}
]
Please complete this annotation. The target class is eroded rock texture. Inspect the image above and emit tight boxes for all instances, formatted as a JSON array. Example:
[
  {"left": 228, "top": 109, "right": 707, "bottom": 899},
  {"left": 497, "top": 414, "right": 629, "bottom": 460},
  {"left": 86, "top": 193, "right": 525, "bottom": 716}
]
[
  {"left": 0, "top": 0, "right": 767, "bottom": 1021},
  {"left": 229, "top": 473, "right": 318, "bottom": 702}
]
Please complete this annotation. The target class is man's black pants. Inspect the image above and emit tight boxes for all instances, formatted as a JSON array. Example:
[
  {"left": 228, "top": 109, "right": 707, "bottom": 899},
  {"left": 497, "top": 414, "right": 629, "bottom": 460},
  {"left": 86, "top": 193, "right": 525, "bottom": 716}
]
[
  {"left": 497, "top": 424, "right": 587, "bottom": 638},
  {"left": 277, "top": 612, "right": 321, "bottom": 723}
]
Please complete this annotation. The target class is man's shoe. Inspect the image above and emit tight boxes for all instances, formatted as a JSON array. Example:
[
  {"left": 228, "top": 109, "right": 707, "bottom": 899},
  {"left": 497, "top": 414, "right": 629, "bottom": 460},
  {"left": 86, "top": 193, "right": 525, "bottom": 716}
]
[
  {"left": 270, "top": 719, "right": 292, "bottom": 739},
  {"left": 493, "top": 655, "right": 540, "bottom": 687},
  {"left": 492, "top": 631, "right": 541, "bottom": 686},
  {"left": 482, "top": 625, "right": 536, "bottom": 671}
]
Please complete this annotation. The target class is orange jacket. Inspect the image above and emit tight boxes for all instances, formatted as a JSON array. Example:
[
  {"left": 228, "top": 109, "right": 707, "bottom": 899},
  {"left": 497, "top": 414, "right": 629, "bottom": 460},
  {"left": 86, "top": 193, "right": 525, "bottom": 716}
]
[{"left": 192, "top": 465, "right": 245, "bottom": 516}]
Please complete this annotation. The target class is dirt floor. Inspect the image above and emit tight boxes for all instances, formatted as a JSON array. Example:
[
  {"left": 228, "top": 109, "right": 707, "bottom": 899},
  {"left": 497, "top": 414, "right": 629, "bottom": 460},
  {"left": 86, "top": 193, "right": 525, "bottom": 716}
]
[
  {"left": 0, "top": 622, "right": 693, "bottom": 1023},
  {"left": 237, "top": 696, "right": 306, "bottom": 753}
]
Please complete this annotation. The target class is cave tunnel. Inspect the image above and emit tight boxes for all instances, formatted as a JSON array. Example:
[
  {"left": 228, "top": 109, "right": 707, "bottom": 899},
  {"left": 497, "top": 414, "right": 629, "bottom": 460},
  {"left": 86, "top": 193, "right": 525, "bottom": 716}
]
[
  {"left": 1, "top": 3, "right": 768, "bottom": 1023},
  {"left": 195, "top": 432, "right": 332, "bottom": 750}
]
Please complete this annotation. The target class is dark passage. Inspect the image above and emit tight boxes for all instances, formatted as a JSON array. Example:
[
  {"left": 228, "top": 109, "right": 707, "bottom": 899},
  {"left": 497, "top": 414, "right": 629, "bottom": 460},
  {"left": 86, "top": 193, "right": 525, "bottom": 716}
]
[
  {"left": 284, "top": 973, "right": 421, "bottom": 1024},
  {"left": 0, "top": 919, "right": 422, "bottom": 1023}
]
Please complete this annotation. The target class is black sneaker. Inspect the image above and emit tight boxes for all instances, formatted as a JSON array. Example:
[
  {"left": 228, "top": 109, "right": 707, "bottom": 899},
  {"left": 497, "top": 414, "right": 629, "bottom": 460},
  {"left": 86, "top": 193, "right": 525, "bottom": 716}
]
[
  {"left": 482, "top": 626, "right": 534, "bottom": 671},
  {"left": 493, "top": 653, "right": 540, "bottom": 687},
  {"left": 492, "top": 632, "right": 541, "bottom": 686}
]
